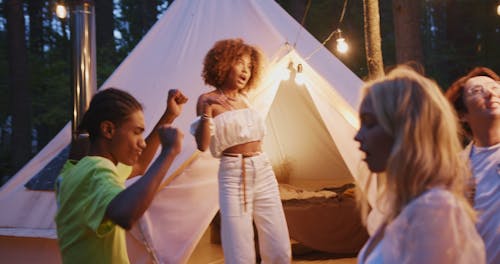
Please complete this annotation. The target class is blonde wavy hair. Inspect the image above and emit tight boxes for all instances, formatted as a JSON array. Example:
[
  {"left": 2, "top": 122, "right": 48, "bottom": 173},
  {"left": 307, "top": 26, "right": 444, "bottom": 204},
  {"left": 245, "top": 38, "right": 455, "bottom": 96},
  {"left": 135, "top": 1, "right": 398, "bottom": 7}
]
[
  {"left": 202, "top": 38, "right": 265, "bottom": 93},
  {"left": 360, "top": 66, "right": 475, "bottom": 223}
]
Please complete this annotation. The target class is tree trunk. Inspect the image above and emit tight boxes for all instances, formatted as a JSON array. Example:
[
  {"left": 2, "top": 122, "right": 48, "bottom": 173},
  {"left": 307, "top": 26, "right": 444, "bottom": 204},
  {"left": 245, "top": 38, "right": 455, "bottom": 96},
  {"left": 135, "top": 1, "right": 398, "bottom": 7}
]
[
  {"left": 27, "top": 0, "right": 45, "bottom": 154},
  {"left": 445, "top": 0, "right": 478, "bottom": 81},
  {"left": 27, "top": 0, "right": 43, "bottom": 56},
  {"left": 96, "top": 0, "right": 115, "bottom": 50},
  {"left": 142, "top": 0, "right": 158, "bottom": 33},
  {"left": 119, "top": 0, "right": 158, "bottom": 49},
  {"left": 363, "top": 0, "right": 384, "bottom": 79},
  {"left": 392, "top": 0, "right": 424, "bottom": 68},
  {"left": 5, "top": 0, "right": 32, "bottom": 172},
  {"left": 95, "top": 0, "right": 116, "bottom": 85}
]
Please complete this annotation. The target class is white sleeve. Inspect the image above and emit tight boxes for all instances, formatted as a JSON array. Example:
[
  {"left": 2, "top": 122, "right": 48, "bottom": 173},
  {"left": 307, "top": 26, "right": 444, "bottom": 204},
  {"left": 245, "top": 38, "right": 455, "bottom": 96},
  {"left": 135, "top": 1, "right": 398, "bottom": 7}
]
[
  {"left": 402, "top": 191, "right": 485, "bottom": 264},
  {"left": 189, "top": 116, "right": 214, "bottom": 136}
]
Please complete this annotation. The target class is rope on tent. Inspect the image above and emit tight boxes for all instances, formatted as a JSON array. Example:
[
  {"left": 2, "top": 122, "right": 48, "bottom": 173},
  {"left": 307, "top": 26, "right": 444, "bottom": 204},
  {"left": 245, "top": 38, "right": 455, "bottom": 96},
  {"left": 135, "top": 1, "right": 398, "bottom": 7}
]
[
  {"left": 292, "top": 0, "right": 312, "bottom": 49},
  {"left": 157, "top": 151, "right": 201, "bottom": 191},
  {"left": 136, "top": 220, "right": 162, "bottom": 264},
  {"left": 133, "top": 151, "right": 202, "bottom": 263},
  {"left": 303, "top": 0, "right": 350, "bottom": 61}
]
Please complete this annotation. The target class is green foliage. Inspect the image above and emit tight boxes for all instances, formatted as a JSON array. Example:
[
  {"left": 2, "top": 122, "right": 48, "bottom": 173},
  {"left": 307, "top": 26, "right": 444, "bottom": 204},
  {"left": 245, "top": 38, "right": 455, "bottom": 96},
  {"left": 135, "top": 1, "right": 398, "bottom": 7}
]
[
  {"left": 31, "top": 58, "right": 70, "bottom": 128},
  {"left": 96, "top": 45, "right": 123, "bottom": 87},
  {"left": 422, "top": 0, "right": 500, "bottom": 90},
  {"left": 0, "top": 0, "right": 499, "bottom": 184},
  {"left": 29, "top": 14, "right": 71, "bottom": 149},
  {"left": 115, "top": 0, "right": 159, "bottom": 56}
]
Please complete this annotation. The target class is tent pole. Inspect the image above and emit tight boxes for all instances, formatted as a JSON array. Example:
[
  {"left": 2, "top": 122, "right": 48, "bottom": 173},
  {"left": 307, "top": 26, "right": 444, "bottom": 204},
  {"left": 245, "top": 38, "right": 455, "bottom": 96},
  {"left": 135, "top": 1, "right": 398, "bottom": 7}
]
[{"left": 69, "top": 0, "right": 96, "bottom": 160}]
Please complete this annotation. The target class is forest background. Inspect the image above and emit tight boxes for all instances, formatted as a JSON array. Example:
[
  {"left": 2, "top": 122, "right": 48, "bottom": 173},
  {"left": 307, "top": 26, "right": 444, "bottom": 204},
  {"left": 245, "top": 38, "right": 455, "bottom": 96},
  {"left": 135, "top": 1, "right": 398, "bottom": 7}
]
[{"left": 1, "top": 0, "right": 499, "bottom": 186}]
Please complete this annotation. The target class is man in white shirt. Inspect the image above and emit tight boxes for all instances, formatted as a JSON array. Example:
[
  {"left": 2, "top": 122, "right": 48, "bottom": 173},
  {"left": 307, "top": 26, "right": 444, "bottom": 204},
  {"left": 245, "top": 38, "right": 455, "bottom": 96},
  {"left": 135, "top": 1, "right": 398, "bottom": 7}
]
[{"left": 445, "top": 67, "right": 500, "bottom": 264}]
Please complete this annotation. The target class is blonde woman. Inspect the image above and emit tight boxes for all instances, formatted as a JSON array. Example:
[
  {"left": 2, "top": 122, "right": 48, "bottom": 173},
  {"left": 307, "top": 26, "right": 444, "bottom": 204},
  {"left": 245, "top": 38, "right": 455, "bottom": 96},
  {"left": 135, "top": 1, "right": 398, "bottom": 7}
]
[
  {"left": 191, "top": 38, "right": 291, "bottom": 263},
  {"left": 354, "top": 66, "right": 485, "bottom": 263}
]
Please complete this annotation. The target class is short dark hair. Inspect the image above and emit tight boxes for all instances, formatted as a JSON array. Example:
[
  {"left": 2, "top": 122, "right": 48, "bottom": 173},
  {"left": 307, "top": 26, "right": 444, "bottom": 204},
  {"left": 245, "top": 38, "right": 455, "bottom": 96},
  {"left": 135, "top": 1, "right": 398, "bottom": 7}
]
[{"left": 79, "top": 88, "right": 143, "bottom": 142}]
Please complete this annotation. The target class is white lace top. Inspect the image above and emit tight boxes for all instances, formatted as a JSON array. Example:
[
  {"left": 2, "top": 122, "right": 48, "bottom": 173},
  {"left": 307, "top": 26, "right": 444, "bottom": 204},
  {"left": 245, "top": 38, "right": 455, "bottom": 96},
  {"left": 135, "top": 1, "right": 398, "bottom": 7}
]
[
  {"left": 190, "top": 108, "right": 266, "bottom": 158},
  {"left": 358, "top": 188, "right": 485, "bottom": 264}
]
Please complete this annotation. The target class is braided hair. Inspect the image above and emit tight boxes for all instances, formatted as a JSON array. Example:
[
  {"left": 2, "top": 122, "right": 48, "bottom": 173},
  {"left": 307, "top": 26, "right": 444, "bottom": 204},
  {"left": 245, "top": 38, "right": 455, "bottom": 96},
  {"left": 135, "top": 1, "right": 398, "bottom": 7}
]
[{"left": 79, "top": 88, "right": 143, "bottom": 142}]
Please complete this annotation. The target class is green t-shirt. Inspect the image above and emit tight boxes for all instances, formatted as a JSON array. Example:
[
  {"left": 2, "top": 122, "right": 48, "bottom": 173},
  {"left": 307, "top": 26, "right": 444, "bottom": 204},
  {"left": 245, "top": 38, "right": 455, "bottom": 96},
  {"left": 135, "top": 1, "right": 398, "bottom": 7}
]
[{"left": 55, "top": 156, "right": 132, "bottom": 264}]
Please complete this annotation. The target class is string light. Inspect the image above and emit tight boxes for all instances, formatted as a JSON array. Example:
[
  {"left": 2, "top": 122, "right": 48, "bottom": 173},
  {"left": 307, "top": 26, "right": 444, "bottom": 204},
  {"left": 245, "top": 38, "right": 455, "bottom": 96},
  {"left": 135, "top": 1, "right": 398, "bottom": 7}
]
[
  {"left": 334, "top": 29, "right": 349, "bottom": 54},
  {"left": 497, "top": 1, "right": 500, "bottom": 16},
  {"left": 281, "top": 61, "right": 306, "bottom": 85},
  {"left": 56, "top": 2, "right": 67, "bottom": 19},
  {"left": 334, "top": 0, "right": 349, "bottom": 55},
  {"left": 303, "top": 0, "right": 350, "bottom": 60},
  {"left": 295, "top": 63, "right": 305, "bottom": 85}
]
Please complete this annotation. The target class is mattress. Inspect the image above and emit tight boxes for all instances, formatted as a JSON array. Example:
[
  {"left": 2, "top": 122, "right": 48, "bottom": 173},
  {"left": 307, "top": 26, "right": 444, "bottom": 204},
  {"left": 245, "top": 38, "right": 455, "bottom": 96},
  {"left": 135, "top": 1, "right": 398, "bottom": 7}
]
[{"left": 279, "top": 183, "right": 369, "bottom": 254}]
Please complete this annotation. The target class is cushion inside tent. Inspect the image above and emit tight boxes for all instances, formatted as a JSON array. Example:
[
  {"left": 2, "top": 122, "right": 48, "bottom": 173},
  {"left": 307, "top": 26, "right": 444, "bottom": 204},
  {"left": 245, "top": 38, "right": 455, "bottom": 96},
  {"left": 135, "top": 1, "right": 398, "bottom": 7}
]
[{"left": 265, "top": 76, "right": 367, "bottom": 254}]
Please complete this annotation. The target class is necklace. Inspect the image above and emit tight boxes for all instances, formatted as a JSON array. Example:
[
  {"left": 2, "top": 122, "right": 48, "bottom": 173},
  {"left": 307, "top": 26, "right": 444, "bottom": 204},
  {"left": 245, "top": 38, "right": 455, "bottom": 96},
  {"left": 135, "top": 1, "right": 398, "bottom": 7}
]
[
  {"left": 217, "top": 89, "right": 238, "bottom": 110},
  {"left": 218, "top": 89, "right": 238, "bottom": 101}
]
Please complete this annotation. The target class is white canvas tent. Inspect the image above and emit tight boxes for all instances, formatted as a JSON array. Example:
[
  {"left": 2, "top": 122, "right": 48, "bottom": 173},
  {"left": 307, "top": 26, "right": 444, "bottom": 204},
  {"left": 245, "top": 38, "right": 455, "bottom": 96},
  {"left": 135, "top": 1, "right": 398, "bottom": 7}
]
[{"left": 0, "top": 0, "right": 372, "bottom": 263}]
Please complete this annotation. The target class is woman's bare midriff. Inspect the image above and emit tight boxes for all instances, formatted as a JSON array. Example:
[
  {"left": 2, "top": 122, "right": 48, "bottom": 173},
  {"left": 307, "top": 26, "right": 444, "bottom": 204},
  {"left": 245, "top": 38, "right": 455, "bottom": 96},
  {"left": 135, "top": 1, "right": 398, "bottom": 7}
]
[{"left": 223, "top": 140, "right": 262, "bottom": 155}]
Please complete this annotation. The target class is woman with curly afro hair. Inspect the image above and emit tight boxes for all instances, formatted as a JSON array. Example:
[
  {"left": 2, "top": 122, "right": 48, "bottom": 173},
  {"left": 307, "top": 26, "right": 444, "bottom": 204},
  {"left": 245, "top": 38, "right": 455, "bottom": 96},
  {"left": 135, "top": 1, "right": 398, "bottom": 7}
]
[{"left": 190, "top": 38, "right": 291, "bottom": 263}]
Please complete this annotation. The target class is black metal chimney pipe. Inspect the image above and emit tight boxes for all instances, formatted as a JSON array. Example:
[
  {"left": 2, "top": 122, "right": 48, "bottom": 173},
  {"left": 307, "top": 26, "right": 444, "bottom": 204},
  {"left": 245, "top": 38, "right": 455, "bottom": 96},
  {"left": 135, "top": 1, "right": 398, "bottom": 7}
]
[{"left": 69, "top": 0, "right": 96, "bottom": 159}]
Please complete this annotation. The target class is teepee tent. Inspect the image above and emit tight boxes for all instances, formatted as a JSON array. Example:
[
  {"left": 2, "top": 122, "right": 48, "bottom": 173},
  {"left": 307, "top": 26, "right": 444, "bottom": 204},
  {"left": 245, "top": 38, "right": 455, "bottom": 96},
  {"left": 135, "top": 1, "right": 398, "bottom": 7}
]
[{"left": 0, "top": 0, "right": 371, "bottom": 263}]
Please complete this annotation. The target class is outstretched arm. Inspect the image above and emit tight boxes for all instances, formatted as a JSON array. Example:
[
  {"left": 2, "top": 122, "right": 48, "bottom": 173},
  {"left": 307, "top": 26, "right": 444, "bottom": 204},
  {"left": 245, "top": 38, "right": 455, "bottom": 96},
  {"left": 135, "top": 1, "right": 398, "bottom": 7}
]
[
  {"left": 106, "top": 126, "right": 183, "bottom": 230},
  {"left": 129, "top": 89, "right": 187, "bottom": 178}
]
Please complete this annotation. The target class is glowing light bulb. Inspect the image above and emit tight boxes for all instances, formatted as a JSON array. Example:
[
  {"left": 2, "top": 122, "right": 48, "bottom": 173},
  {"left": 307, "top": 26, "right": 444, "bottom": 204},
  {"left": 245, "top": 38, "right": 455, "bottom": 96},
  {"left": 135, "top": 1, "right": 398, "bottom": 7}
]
[
  {"left": 497, "top": 3, "right": 500, "bottom": 16},
  {"left": 336, "top": 37, "right": 349, "bottom": 53},
  {"left": 56, "top": 4, "right": 67, "bottom": 19},
  {"left": 295, "top": 63, "right": 305, "bottom": 85}
]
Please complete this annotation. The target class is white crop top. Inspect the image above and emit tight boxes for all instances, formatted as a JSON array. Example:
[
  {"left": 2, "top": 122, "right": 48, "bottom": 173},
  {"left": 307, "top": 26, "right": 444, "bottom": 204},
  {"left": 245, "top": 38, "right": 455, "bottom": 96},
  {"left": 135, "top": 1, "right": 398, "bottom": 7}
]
[{"left": 190, "top": 108, "right": 266, "bottom": 158}]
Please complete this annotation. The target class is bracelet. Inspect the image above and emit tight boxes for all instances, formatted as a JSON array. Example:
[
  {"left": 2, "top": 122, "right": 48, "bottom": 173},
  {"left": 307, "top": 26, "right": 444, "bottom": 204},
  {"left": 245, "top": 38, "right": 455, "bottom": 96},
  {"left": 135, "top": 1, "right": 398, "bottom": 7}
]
[{"left": 201, "top": 113, "right": 212, "bottom": 120}]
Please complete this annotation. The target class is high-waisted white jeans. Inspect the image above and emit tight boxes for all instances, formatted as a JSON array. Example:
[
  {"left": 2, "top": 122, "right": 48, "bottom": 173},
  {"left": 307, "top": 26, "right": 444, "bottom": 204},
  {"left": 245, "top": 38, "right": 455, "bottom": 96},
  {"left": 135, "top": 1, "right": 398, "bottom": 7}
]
[{"left": 218, "top": 152, "right": 291, "bottom": 264}]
